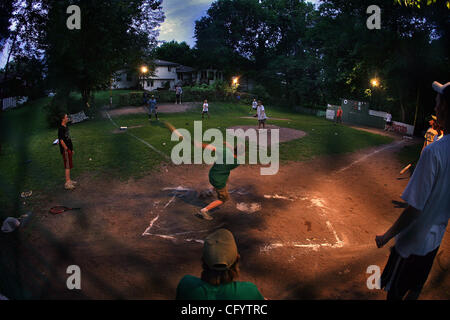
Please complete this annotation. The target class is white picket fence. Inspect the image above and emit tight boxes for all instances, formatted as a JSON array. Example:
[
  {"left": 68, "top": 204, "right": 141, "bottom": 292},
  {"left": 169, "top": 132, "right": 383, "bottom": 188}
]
[{"left": 2, "top": 96, "right": 28, "bottom": 110}]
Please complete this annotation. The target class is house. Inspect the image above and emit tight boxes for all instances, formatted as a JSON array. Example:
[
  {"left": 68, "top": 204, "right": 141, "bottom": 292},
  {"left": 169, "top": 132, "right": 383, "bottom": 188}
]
[
  {"left": 112, "top": 60, "right": 224, "bottom": 91},
  {"left": 112, "top": 70, "right": 139, "bottom": 89}
]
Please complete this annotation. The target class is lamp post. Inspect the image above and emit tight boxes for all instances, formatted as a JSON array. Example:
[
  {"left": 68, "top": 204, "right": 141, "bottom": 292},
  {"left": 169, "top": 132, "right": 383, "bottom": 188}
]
[
  {"left": 232, "top": 76, "right": 239, "bottom": 87},
  {"left": 370, "top": 77, "right": 380, "bottom": 108},
  {"left": 109, "top": 76, "right": 113, "bottom": 108},
  {"left": 140, "top": 66, "right": 148, "bottom": 90}
]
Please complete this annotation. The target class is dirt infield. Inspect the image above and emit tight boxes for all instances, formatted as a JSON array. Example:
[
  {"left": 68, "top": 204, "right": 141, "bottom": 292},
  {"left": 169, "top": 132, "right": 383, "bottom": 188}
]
[
  {"left": 104, "top": 103, "right": 197, "bottom": 117},
  {"left": 227, "top": 125, "right": 307, "bottom": 145},
  {"left": 239, "top": 116, "right": 292, "bottom": 121},
  {"left": 1, "top": 133, "right": 449, "bottom": 300}
]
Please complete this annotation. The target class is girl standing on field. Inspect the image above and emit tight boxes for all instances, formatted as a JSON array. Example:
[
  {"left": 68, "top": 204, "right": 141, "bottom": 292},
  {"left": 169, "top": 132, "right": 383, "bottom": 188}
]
[
  {"left": 256, "top": 100, "right": 267, "bottom": 129},
  {"left": 202, "top": 99, "right": 210, "bottom": 119}
]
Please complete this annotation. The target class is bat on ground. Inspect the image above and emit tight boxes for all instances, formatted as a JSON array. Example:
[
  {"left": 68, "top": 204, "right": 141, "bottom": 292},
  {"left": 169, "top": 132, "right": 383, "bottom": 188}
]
[
  {"left": 399, "top": 163, "right": 412, "bottom": 175},
  {"left": 49, "top": 206, "right": 81, "bottom": 214}
]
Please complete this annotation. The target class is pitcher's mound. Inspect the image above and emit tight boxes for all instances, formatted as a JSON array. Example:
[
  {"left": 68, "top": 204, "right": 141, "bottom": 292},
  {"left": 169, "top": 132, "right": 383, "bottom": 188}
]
[{"left": 227, "top": 125, "right": 307, "bottom": 144}]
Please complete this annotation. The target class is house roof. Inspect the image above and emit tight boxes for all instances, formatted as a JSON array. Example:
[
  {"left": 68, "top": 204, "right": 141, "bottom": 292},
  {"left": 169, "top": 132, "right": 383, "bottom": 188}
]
[
  {"left": 154, "top": 59, "right": 179, "bottom": 66},
  {"left": 176, "top": 65, "right": 196, "bottom": 73}
]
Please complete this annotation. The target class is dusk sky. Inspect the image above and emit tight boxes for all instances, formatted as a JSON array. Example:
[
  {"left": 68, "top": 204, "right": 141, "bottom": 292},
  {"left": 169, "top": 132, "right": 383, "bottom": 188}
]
[
  {"left": 158, "top": 0, "right": 214, "bottom": 47},
  {"left": 0, "top": 0, "right": 320, "bottom": 67},
  {"left": 158, "top": 0, "right": 319, "bottom": 47}
]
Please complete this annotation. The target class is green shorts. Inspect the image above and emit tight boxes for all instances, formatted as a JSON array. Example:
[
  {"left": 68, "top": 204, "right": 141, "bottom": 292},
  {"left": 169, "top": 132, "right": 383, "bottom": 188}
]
[{"left": 215, "top": 186, "right": 230, "bottom": 202}]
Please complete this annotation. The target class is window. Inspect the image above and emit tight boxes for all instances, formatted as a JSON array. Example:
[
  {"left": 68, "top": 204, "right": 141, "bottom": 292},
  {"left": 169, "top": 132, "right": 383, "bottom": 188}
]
[
  {"left": 168, "top": 66, "right": 171, "bottom": 72},
  {"left": 126, "top": 73, "right": 132, "bottom": 82},
  {"left": 208, "top": 71, "right": 214, "bottom": 80}
]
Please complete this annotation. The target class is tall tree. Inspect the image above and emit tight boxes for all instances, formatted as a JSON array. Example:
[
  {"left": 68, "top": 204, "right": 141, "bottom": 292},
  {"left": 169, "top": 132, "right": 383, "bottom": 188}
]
[
  {"left": 43, "top": 0, "right": 165, "bottom": 107},
  {"left": 0, "top": 0, "right": 14, "bottom": 47},
  {"left": 152, "top": 40, "right": 196, "bottom": 67}
]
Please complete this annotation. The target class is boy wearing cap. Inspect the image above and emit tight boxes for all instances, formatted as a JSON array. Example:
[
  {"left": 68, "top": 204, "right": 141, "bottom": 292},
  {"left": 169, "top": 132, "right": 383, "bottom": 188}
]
[
  {"left": 422, "top": 115, "right": 439, "bottom": 151},
  {"left": 196, "top": 144, "right": 241, "bottom": 221},
  {"left": 176, "top": 228, "right": 264, "bottom": 300},
  {"left": 375, "top": 81, "right": 450, "bottom": 300}
]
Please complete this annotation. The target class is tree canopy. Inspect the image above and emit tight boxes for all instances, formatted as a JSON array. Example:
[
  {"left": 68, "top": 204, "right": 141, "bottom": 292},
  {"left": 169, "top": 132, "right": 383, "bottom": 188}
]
[
  {"left": 194, "top": 0, "right": 449, "bottom": 128},
  {"left": 4, "top": 0, "right": 165, "bottom": 107}
]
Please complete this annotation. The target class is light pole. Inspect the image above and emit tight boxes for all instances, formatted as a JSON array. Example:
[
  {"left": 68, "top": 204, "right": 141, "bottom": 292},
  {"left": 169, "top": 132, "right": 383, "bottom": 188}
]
[
  {"left": 110, "top": 76, "right": 113, "bottom": 108},
  {"left": 370, "top": 77, "right": 380, "bottom": 108},
  {"left": 140, "top": 66, "right": 148, "bottom": 90}
]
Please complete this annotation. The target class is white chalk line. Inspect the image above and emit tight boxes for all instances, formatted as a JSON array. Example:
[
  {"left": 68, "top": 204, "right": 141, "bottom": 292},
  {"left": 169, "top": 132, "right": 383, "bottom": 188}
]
[
  {"left": 142, "top": 213, "right": 159, "bottom": 236},
  {"left": 261, "top": 141, "right": 406, "bottom": 253},
  {"left": 142, "top": 186, "right": 224, "bottom": 243},
  {"left": 260, "top": 197, "right": 345, "bottom": 253},
  {"left": 105, "top": 111, "right": 170, "bottom": 160},
  {"left": 335, "top": 140, "right": 404, "bottom": 173},
  {"left": 142, "top": 190, "right": 343, "bottom": 250},
  {"left": 164, "top": 195, "right": 176, "bottom": 208},
  {"left": 264, "top": 194, "right": 295, "bottom": 201}
]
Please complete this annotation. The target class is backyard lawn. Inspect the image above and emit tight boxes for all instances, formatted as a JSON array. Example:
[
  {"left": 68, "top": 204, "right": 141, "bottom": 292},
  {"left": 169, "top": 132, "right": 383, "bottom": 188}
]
[{"left": 0, "top": 92, "right": 394, "bottom": 215}]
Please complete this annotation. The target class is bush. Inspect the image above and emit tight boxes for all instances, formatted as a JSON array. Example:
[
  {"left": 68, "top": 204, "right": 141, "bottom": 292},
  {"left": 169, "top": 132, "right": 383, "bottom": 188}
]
[
  {"left": 45, "top": 93, "right": 68, "bottom": 128},
  {"left": 235, "top": 91, "right": 256, "bottom": 105},
  {"left": 118, "top": 91, "right": 145, "bottom": 107},
  {"left": 45, "top": 91, "right": 101, "bottom": 127},
  {"left": 45, "top": 91, "right": 86, "bottom": 128},
  {"left": 114, "top": 82, "right": 251, "bottom": 106},
  {"left": 250, "top": 84, "right": 270, "bottom": 103}
]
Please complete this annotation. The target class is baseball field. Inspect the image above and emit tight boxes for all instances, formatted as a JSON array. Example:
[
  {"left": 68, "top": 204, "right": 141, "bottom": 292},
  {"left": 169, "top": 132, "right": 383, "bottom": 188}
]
[{"left": 0, "top": 95, "right": 448, "bottom": 299}]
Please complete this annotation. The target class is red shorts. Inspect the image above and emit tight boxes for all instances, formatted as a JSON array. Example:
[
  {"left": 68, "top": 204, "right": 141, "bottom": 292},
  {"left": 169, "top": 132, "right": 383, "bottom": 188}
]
[{"left": 62, "top": 149, "right": 73, "bottom": 169}]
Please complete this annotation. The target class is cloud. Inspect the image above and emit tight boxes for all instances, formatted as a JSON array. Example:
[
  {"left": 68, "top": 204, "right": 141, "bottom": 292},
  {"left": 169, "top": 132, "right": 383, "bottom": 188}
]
[
  {"left": 158, "top": 0, "right": 214, "bottom": 46},
  {"left": 157, "top": 0, "right": 321, "bottom": 46}
]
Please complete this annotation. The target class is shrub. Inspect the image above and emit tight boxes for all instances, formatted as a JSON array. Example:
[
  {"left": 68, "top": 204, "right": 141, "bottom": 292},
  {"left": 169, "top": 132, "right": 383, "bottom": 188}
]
[
  {"left": 250, "top": 84, "right": 270, "bottom": 103},
  {"left": 235, "top": 91, "right": 256, "bottom": 105},
  {"left": 118, "top": 91, "right": 145, "bottom": 107},
  {"left": 45, "top": 93, "right": 69, "bottom": 128}
]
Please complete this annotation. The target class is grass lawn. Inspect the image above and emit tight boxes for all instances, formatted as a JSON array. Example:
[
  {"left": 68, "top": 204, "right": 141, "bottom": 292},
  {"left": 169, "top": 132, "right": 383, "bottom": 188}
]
[
  {"left": 0, "top": 93, "right": 393, "bottom": 216},
  {"left": 396, "top": 142, "right": 422, "bottom": 165}
]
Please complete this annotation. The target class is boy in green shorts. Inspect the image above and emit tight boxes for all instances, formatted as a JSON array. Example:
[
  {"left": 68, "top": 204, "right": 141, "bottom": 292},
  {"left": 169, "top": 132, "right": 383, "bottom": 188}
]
[{"left": 197, "top": 144, "right": 240, "bottom": 220}]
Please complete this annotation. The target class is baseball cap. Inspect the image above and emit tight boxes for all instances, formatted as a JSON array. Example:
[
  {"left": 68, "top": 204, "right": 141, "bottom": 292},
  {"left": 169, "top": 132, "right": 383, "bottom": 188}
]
[
  {"left": 431, "top": 115, "right": 437, "bottom": 121},
  {"left": 432, "top": 81, "right": 450, "bottom": 95},
  {"left": 203, "top": 229, "right": 238, "bottom": 271}
]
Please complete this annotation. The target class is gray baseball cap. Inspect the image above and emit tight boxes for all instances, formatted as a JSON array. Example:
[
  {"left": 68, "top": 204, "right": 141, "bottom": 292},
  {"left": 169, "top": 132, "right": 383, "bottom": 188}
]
[{"left": 203, "top": 229, "right": 238, "bottom": 271}]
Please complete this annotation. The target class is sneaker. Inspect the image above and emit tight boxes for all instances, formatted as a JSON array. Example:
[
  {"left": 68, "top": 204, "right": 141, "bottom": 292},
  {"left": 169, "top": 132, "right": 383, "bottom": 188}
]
[
  {"left": 65, "top": 182, "right": 75, "bottom": 190},
  {"left": 70, "top": 180, "right": 77, "bottom": 185},
  {"left": 195, "top": 209, "right": 213, "bottom": 220}
]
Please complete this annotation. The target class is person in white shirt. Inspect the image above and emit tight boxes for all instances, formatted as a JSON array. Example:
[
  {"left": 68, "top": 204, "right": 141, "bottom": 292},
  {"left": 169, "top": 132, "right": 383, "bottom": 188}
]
[
  {"left": 252, "top": 98, "right": 257, "bottom": 111},
  {"left": 202, "top": 99, "right": 210, "bottom": 119},
  {"left": 175, "top": 85, "right": 183, "bottom": 104},
  {"left": 256, "top": 100, "right": 267, "bottom": 129},
  {"left": 376, "top": 80, "right": 450, "bottom": 300},
  {"left": 384, "top": 113, "right": 393, "bottom": 131}
]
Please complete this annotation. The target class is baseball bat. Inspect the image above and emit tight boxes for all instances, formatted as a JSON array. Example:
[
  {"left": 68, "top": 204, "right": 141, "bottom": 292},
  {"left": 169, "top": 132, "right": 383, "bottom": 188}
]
[{"left": 399, "top": 163, "right": 412, "bottom": 175}]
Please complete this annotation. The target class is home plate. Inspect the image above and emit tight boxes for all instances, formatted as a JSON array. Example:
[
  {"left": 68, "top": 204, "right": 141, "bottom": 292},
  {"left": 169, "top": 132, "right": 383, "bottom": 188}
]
[{"left": 236, "top": 202, "right": 261, "bottom": 214}]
